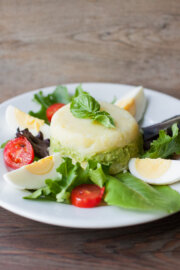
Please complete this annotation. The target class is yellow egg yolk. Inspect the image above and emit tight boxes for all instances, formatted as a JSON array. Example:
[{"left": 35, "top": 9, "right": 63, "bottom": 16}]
[
  {"left": 26, "top": 156, "right": 54, "bottom": 175},
  {"left": 116, "top": 98, "right": 136, "bottom": 117},
  {"left": 135, "top": 158, "right": 171, "bottom": 179},
  {"left": 15, "top": 108, "right": 44, "bottom": 132}
]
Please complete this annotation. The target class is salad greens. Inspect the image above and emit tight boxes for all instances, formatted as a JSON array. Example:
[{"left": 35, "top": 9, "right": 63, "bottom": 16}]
[
  {"left": 143, "top": 123, "right": 180, "bottom": 159},
  {"left": 0, "top": 140, "right": 10, "bottom": 149},
  {"left": 111, "top": 96, "right": 117, "bottom": 104},
  {"left": 70, "top": 87, "right": 115, "bottom": 128},
  {"left": 105, "top": 173, "right": 180, "bottom": 213},
  {"left": 24, "top": 158, "right": 90, "bottom": 203},
  {"left": 16, "top": 129, "right": 50, "bottom": 159},
  {"left": 24, "top": 157, "right": 180, "bottom": 214},
  {"left": 88, "top": 163, "right": 107, "bottom": 188},
  {"left": 29, "top": 85, "right": 72, "bottom": 124},
  {"left": 29, "top": 84, "right": 115, "bottom": 128},
  {"left": 3, "top": 84, "right": 180, "bottom": 213}
]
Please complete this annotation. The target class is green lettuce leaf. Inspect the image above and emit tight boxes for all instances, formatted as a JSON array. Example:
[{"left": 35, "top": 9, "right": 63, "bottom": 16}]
[
  {"left": 105, "top": 176, "right": 154, "bottom": 210},
  {"left": 117, "top": 172, "right": 180, "bottom": 213},
  {"left": 0, "top": 140, "right": 10, "bottom": 149},
  {"left": 23, "top": 186, "right": 56, "bottom": 201},
  {"left": 24, "top": 158, "right": 180, "bottom": 214},
  {"left": 89, "top": 163, "right": 107, "bottom": 188},
  {"left": 24, "top": 157, "right": 90, "bottom": 203},
  {"left": 143, "top": 123, "right": 180, "bottom": 158},
  {"left": 55, "top": 158, "right": 79, "bottom": 202},
  {"left": 29, "top": 85, "right": 72, "bottom": 124},
  {"left": 111, "top": 96, "right": 117, "bottom": 104},
  {"left": 153, "top": 185, "right": 180, "bottom": 213},
  {"left": 105, "top": 173, "right": 180, "bottom": 213}
]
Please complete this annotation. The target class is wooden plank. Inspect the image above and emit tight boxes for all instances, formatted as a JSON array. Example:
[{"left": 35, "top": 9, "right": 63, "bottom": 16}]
[
  {"left": 0, "top": 0, "right": 179, "bottom": 102},
  {"left": 0, "top": 207, "right": 180, "bottom": 270}
]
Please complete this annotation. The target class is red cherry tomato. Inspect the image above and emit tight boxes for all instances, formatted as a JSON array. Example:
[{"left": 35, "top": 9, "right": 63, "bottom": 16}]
[
  {"left": 71, "top": 184, "right": 105, "bottom": 208},
  {"left": 4, "top": 137, "right": 34, "bottom": 169},
  {"left": 46, "top": 103, "right": 65, "bottom": 122}
]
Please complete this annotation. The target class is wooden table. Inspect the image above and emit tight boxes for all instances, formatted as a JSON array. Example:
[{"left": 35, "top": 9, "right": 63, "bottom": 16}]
[{"left": 0, "top": 1, "right": 180, "bottom": 269}]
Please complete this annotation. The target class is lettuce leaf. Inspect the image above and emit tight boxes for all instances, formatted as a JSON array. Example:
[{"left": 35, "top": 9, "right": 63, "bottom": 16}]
[
  {"left": 111, "top": 96, "right": 117, "bottom": 104},
  {"left": 24, "top": 158, "right": 180, "bottom": 214},
  {"left": 0, "top": 140, "right": 10, "bottom": 149},
  {"left": 29, "top": 85, "right": 72, "bottom": 124},
  {"left": 105, "top": 176, "right": 155, "bottom": 210},
  {"left": 143, "top": 123, "right": 180, "bottom": 158},
  {"left": 16, "top": 128, "right": 50, "bottom": 158},
  {"left": 24, "top": 157, "right": 90, "bottom": 203},
  {"left": 105, "top": 173, "right": 180, "bottom": 213},
  {"left": 88, "top": 163, "right": 107, "bottom": 188}
]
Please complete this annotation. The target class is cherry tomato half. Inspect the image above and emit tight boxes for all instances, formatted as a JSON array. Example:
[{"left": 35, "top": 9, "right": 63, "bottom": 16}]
[
  {"left": 46, "top": 103, "right": 65, "bottom": 122},
  {"left": 4, "top": 137, "right": 34, "bottom": 169},
  {"left": 71, "top": 184, "right": 105, "bottom": 208}
]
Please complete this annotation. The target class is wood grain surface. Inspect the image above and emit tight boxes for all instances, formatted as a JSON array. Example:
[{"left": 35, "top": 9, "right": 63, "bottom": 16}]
[{"left": 0, "top": 1, "right": 180, "bottom": 270}]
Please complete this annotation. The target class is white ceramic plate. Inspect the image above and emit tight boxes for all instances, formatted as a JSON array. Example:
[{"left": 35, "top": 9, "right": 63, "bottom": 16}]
[{"left": 0, "top": 83, "right": 180, "bottom": 229}]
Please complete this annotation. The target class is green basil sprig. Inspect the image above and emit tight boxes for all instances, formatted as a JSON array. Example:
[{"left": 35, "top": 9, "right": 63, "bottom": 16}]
[{"left": 70, "top": 88, "right": 115, "bottom": 128}]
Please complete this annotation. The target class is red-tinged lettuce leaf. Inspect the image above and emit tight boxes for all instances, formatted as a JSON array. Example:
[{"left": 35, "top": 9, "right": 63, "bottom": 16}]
[{"left": 16, "top": 128, "right": 50, "bottom": 158}]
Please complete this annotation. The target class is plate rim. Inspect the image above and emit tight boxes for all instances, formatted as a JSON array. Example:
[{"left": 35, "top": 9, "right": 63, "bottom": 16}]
[
  {"left": 0, "top": 199, "right": 169, "bottom": 229},
  {"left": 0, "top": 82, "right": 179, "bottom": 107}
]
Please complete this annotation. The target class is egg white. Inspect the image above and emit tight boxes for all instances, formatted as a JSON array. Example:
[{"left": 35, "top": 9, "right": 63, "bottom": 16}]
[
  {"left": 3, "top": 153, "right": 62, "bottom": 189},
  {"left": 129, "top": 158, "right": 180, "bottom": 185},
  {"left": 115, "top": 86, "right": 146, "bottom": 122},
  {"left": 6, "top": 105, "right": 50, "bottom": 139}
]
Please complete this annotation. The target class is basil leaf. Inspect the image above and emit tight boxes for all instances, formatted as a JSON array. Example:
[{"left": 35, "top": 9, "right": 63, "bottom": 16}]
[
  {"left": 71, "top": 94, "right": 100, "bottom": 118},
  {"left": 74, "top": 84, "right": 88, "bottom": 97},
  {"left": 93, "top": 111, "right": 115, "bottom": 128},
  {"left": 70, "top": 89, "right": 115, "bottom": 128}
]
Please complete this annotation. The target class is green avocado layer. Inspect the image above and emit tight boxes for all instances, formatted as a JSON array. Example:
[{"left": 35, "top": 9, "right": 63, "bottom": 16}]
[{"left": 50, "top": 135, "right": 143, "bottom": 174}]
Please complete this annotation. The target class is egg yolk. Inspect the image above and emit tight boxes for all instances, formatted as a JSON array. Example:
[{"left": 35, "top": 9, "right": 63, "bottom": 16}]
[
  {"left": 116, "top": 98, "right": 136, "bottom": 117},
  {"left": 15, "top": 108, "right": 44, "bottom": 131},
  {"left": 26, "top": 156, "right": 54, "bottom": 175},
  {"left": 135, "top": 158, "right": 171, "bottom": 179}
]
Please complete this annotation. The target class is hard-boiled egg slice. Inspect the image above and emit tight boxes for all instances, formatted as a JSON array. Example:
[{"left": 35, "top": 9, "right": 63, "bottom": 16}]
[
  {"left": 3, "top": 153, "right": 62, "bottom": 189},
  {"left": 6, "top": 105, "right": 50, "bottom": 139},
  {"left": 129, "top": 158, "right": 180, "bottom": 185},
  {"left": 115, "top": 86, "right": 146, "bottom": 122}
]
